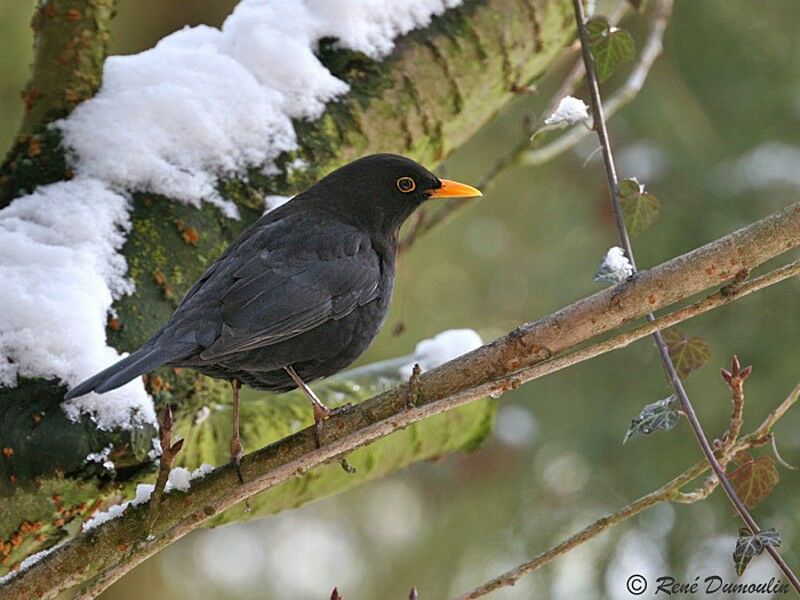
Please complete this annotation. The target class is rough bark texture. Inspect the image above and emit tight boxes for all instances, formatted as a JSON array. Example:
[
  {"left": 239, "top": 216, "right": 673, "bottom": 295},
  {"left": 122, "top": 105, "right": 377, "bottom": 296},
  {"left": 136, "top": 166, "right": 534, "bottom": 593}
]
[
  {"left": 0, "top": 0, "right": 116, "bottom": 206},
  {"left": 0, "top": 0, "right": 578, "bottom": 574}
]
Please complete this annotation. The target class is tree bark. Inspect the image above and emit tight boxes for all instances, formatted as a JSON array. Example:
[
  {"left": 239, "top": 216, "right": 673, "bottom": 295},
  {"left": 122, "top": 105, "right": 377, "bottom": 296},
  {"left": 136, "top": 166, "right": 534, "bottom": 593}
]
[{"left": 0, "top": 0, "right": 577, "bottom": 574}]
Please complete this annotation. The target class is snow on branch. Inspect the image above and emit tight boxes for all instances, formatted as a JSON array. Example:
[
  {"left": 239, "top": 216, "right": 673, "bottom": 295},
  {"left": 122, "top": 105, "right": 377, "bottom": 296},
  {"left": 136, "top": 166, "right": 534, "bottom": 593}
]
[{"left": 0, "top": 0, "right": 464, "bottom": 429}]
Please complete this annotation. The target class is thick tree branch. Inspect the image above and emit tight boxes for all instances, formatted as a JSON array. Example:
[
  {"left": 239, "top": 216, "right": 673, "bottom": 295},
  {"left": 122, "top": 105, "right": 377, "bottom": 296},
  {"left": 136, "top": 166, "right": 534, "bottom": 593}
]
[
  {"left": 18, "top": 0, "right": 114, "bottom": 138},
  {"left": 2, "top": 197, "right": 798, "bottom": 598},
  {"left": 0, "top": 0, "right": 116, "bottom": 206}
]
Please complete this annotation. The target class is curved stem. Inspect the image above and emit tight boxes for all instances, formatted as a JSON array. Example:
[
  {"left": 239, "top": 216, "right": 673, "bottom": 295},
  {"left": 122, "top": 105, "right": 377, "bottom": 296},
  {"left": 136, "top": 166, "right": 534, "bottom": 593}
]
[{"left": 571, "top": 0, "right": 800, "bottom": 590}]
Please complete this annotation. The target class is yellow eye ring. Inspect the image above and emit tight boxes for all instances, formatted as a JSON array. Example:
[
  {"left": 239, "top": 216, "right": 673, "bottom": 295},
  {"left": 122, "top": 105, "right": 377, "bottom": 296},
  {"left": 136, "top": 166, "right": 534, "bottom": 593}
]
[{"left": 396, "top": 176, "right": 416, "bottom": 193}]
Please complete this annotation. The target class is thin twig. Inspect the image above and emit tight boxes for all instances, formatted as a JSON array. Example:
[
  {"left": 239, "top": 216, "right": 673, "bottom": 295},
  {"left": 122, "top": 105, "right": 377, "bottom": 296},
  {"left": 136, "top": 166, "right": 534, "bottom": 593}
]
[
  {"left": 456, "top": 381, "right": 800, "bottom": 599},
  {"left": 718, "top": 356, "right": 751, "bottom": 453},
  {"left": 147, "top": 406, "right": 183, "bottom": 532},
  {"left": 570, "top": 0, "right": 800, "bottom": 591},
  {"left": 525, "top": 0, "right": 673, "bottom": 167}
]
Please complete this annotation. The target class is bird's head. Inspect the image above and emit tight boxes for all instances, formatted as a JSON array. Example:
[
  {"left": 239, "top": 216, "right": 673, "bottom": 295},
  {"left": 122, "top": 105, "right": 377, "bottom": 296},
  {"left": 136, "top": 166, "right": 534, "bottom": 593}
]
[{"left": 310, "top": 153, "right": 482, "bottom": 236}]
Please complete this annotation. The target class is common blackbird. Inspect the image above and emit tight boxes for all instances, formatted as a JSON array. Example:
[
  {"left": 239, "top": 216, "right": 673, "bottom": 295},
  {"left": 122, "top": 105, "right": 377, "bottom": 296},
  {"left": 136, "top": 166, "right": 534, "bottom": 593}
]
[{"left": 65, "top": 153, "right": 481, "bottom": 470}]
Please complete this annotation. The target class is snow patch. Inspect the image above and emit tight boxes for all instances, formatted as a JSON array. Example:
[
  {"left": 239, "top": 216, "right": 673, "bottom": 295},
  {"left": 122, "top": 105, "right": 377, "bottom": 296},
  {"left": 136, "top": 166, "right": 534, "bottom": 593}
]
[
  {"left": 82, "top": 464, "right": 215, "bottom": 531},
  {"left": 544, "top": 96, "right": 590, "bottom": 127},
  {"left": 399, "top": 329, "right": 483, "bottom": 378},
  {"left": 0, "top": 179, "right": 154, "bottom": 430},
  {"left": 594, "top": 246, "right": 634, "bottom": 284},
  {"left": 0, "top": 544, "right": 63, "bottom": 585},
  {"left": 56, "top": 0, "right": 462, "bottom": 212},
  {"left": 148, "top": 437, "right": 163, "bottom": 461},
  {"left": 166, "top": 467, "right": 192, "bottom": 492},
  {"left": 85, "top": 444, "right": 116, "bottom": 472}
]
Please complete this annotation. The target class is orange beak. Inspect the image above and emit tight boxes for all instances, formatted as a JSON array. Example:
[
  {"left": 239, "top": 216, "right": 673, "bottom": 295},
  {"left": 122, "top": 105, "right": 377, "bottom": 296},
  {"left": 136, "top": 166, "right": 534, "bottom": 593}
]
[{"left": 427, "top": 178, "right": 482, "bottom": 199}]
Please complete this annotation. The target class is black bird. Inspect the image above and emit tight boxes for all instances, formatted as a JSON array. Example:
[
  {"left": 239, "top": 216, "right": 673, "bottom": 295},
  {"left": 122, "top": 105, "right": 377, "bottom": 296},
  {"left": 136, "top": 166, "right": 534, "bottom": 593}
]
[{"left": 65, "top": 153, "right": 481, "bottom": 469}]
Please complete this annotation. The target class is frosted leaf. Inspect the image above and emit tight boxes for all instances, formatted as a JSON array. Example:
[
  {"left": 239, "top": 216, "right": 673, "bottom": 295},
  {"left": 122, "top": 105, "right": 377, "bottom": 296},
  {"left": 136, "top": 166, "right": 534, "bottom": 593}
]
[
  {"left": 544, "top": 96, "right": 590, "bottom": 128},
  {"left": 593, "top": 246, "right": 633, "bottom": 284}
]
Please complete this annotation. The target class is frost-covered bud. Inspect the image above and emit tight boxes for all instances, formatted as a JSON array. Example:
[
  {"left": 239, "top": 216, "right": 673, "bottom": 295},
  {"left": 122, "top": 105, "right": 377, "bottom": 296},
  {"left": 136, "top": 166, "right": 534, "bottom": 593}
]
[{"left": 594, "top": 246, "right": 634, "bottom": 284}]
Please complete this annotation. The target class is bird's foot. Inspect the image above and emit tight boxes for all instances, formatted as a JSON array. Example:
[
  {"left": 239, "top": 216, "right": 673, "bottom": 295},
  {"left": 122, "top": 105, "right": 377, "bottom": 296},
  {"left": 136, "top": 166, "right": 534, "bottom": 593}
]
[
  {"left": 230, "top": 439, "right": 245, "bottom": 484},
  {"left": 311, "top": 402, "right": 353, "bottom": 448}
]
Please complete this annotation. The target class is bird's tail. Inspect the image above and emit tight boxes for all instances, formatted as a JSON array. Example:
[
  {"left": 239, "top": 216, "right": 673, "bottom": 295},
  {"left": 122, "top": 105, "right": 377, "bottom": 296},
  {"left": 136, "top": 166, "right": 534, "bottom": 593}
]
[{"left": 63, "top": 343, "right": 187, "bottom": 400}]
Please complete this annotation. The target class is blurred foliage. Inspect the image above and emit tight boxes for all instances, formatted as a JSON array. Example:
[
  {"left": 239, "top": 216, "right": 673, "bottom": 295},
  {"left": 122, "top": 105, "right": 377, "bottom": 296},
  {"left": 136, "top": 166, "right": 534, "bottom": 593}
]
[{"left": 2, "top": 0, "right": 800, "bottom": 598}]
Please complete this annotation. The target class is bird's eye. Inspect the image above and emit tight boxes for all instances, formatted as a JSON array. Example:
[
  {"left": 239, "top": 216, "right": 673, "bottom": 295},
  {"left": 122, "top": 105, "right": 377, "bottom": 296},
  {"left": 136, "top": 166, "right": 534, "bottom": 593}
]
[{"left": 396, "top": 176, "right": 416, "bottom": 193}]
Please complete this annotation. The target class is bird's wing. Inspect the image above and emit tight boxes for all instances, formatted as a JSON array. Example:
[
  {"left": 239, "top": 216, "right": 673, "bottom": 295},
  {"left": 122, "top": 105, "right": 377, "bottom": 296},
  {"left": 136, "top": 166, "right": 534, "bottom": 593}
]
[{"left": 198, "top": 223, "right": 382, "bottom": 360}]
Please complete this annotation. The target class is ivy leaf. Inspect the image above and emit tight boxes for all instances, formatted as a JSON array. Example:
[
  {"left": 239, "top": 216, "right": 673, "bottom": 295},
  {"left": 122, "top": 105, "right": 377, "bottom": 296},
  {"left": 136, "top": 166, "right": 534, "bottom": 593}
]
[
  {"left": 585, "top": 17, "right": 635, "bottom": 82},
  {"left": 733, "top": 528, "right": 782, "bottom": 576},
  {"left": 662, "top": 328, "right": 711, "bottom": 378},
  {"left": 585, "top": 16, "right": 611, "bottom": 42},
  {"left": 728, "top": 452, "right": 780, "bottom": 509},
  {"left": 623, "top": 394, "right": 680, "bottom": 444},
  {"left": 619, "top": 178, "right": 660, "bottom": 237}
]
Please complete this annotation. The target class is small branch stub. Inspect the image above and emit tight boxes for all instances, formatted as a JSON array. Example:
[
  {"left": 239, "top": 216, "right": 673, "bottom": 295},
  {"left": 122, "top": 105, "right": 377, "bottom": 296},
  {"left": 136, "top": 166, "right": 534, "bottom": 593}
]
[{"left": 148, "top": 406, "right": 184, "bottom": 530}]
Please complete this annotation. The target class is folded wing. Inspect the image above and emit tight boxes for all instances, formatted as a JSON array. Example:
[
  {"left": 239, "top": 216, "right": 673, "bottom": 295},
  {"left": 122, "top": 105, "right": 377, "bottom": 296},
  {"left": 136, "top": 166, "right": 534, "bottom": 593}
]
[{"left": 197, "top": 224, "right": 381, "bottom": 360}]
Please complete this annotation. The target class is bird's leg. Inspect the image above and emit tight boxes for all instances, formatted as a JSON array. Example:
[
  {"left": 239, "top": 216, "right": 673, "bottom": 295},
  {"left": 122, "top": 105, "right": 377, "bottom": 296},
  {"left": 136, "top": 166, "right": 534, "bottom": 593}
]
[
  {"left": 229, "top": 378, "right": 244, "bottom": 484},
  {"left": 284, "top": 366, "right": 352, "bottom": 448}
]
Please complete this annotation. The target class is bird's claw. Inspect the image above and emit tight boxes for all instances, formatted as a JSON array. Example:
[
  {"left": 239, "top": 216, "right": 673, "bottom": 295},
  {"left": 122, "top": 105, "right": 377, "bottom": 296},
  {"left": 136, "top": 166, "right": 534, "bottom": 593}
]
[
  {"left": 311, "top": 402, "right": 354, "bottom": 448},
  {"left": 230, "top": 441, "right": 244, "bottom": 484}
]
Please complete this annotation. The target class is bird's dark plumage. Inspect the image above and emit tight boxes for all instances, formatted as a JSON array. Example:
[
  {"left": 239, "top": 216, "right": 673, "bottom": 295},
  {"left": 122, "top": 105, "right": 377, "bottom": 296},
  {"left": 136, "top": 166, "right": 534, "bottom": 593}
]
[{"left": 65, "top": 154, "right": 481, "bottom": 401}]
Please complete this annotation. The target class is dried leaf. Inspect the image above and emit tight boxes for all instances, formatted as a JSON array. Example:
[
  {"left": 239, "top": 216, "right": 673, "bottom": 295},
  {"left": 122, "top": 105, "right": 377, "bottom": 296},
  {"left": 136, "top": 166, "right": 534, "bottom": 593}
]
[
  {"left": 662, "top": 328, "right": 711, "bottom": 378},
  {"left": 624, "top": 395, "right": 680, "bottom": 444},
  {"left": 619, "top": 178, "right": 660, "bottom": 237},
  {"left": 733, "top": 528, "right": 782, "bottom": 576},
  {"left": 728, "top": 454, "right": 780, "bottom": 509},
  {"left": 586, "top": 18, "right": 635, "bottom": 82}
]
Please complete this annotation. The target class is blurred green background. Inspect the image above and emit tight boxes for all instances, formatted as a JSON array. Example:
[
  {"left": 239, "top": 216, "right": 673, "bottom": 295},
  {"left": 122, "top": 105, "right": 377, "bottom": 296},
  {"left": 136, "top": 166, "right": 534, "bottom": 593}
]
[{"left": 2, "top": 1, "right": 799, "bottom": 598}]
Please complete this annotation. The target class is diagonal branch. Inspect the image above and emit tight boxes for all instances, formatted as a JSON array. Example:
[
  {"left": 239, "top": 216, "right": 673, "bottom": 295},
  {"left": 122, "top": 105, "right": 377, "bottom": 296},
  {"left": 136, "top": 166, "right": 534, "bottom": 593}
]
[
  {"left": 570, "top": 0, "right": 800, "bottom": 590},
  {"left": 2, "top": 194, "right": 798, "bottom": 598}
]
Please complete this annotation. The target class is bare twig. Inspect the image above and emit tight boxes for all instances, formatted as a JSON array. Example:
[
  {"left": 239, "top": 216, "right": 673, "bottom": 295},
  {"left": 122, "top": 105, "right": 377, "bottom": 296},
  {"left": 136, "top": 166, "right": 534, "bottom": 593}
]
[
  {"left": 525, "top": 0, "right": 673, "bottom": 167},
  {"left": 455, "top": 380, "right": 800, "bottom": 599},
  {"left": 570, "top": 0, "right": 800, "bottom": 590},
  {"left": 147, "top": 406, "right": 183, "bottom": 531},
  {"left": 717, "top": 356, "right": 751, "bottom": 453},
  {"left": 2, "top": 199, "right": 799, "bottom": 598}
]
